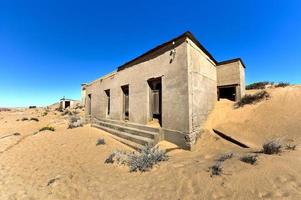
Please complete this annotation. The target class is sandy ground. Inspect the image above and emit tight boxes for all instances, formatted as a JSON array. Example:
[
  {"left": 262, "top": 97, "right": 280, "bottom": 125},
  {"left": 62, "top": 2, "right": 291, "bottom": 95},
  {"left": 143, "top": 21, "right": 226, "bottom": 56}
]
[{"left": 0, "top": 86, "right": 301, "bottom": 199}]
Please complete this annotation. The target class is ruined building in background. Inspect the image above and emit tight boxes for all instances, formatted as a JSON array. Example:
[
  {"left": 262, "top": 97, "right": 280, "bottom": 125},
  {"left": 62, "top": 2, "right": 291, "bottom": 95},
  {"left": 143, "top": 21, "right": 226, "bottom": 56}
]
[
  {"left": 83, "top": 31, "right": 245, "bottom": 150},
  {"left": 60, "top": 98, "right": 79, "bottom": 110}
]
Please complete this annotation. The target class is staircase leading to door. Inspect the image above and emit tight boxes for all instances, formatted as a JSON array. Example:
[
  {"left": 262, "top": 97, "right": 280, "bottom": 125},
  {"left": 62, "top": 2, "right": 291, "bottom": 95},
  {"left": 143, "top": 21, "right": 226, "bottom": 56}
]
[{"left": 91, "top": 117, "right": 160, "bottom": 149}]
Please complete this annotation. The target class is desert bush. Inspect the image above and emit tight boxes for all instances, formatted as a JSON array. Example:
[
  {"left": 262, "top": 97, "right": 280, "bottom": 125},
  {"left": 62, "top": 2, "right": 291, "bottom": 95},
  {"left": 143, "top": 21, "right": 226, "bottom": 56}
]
[
  {"left": 61, "top": 109, "right": 72, "bottom": 116},
  {"left": 246, "top": 82, "right": 272, "bottom": 90},
  {"left": 128, "top": 144, "right": 169, "bottom": 172},
  {"left": 104, "top": 150, "right": 129, "bottom": 165},
  {"left": 275, "top": 82, "right": 290, "bottom": 88},
  {"left": 0, "top": 108, "right": 11, "bottom": 112},
  {"left": 30, "top": 117, "right": 39, "bottom": 122},
  {"left": 240, "top": 154, "right": 258, "bottom": 165},
  {"left": 39, "top": 126, "right": 55, "bottom": 132},
  {"left": 96, "top": 138, "right": 105, "bottom": 145},
  {"left": 68, "top": 115, "right": 84, "bottom": 129},
  {"left": 105, "top": 144, "right": 168, "bottom": 172},
  {"left": 75, "top": 105, "right": 84, "bottom": 109},
  {"left": 21, "top": 117, "right": 29, "bottom": 121},
  {"left": 209, "top": 162, "right": 223, "bottom": 177},
  {"left": 42, "top": 112, "right": 48, "bottom": 116},
  {"left": 235, "top": 91, "right": 270, "bottom": 108},
  {"left": 55, "top": 107, "right": 63, "bottom": 112},
  {"left": 262, "top": 139, "right": 282, "bottom": 155},
  {"left": 216, "top": 152, "right": 233, "bottom": 162},
  {"left": 285, "top": 143, "right": 296, "bottom": 150},
  {"left": 72, "top": 110, "right": 79, "bottom": 115}
]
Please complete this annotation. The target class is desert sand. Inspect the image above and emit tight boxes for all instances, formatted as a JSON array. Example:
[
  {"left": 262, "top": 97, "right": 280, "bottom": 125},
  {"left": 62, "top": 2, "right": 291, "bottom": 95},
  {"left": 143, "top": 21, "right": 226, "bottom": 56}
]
[{"left": 0, "top": 86, "right": 301, "bottom": 199}]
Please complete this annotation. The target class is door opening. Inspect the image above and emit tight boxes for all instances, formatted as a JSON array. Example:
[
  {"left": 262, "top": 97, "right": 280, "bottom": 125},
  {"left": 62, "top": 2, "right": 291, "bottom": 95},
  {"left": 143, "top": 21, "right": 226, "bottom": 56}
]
[
  {"left": 148, "top": 77, "right": 162, "bottom": 127},
  {"left": 121, "top": 85, "right": 129, "bottom": 120},
  {"left": 64, "top": 101, "right": 70, "bottom": 109},
  {"left": 87, "top": 94, "right": 92, "bottom": 115},
  {"left": 218, "top": 86, "right": 236, "bottom": 101},
  {"left": 105, "top": 89, "right": 110, "bottom": 116}
]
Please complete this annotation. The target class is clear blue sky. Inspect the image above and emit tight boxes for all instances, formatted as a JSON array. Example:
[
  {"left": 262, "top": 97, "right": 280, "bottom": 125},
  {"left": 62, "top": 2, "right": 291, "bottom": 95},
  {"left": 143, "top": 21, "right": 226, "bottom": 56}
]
[{"left": 1, "top": 0, "right": 300, "bottom": 107}]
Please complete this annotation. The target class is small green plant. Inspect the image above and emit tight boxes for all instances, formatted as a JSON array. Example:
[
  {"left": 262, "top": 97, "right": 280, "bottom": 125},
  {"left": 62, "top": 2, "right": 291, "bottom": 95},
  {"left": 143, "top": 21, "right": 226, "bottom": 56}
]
[
  {"left": 39, "top": 126, "right": 55, "bottom": 132},
  {"left": 262, "top": 139, "right": 282, "bottom": 155},
  {"left": 240, "top": 154, "right": 258, "bottom": 165},
  {"left": 30, "top": 117, "right": 39, "bottom": 122},
  {"left": 21, "top": 117, "right": 29, "bottom": 121},
  {"left": 235, "top": 91, "right": 270, "bottom": 108}
]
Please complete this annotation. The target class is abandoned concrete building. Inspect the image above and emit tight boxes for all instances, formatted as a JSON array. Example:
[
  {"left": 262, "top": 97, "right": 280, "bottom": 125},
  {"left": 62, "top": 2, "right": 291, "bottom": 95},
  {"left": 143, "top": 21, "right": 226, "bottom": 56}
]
[
  {"left": 60, "top": 98, "right": 78, "bottom": 110},
  {"left": 84, "top": 31, "right": 245, "bottom": 150}
]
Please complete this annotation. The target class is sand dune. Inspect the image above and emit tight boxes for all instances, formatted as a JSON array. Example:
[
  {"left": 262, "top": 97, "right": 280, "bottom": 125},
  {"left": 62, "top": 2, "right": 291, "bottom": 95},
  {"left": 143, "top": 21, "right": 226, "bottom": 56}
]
[{"left": 0, "top": 86, "right": 301, "bottom": 199}]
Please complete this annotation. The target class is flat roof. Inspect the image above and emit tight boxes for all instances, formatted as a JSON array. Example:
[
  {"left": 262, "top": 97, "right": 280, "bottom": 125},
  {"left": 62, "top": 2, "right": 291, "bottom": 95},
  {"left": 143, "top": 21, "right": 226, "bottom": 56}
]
[
  {"left": 87, "top": 31, "right": 245, "bottom": 85},
  {"left": 217, "top": 58, "right": 246, "bottom": 68}
]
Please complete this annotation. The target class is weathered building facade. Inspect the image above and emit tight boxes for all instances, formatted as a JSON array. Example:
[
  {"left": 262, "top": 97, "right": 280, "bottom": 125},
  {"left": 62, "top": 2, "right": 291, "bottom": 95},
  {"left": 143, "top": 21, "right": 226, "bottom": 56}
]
[{"left": 84, "top": 32, "right": 245, "bottom": 150}]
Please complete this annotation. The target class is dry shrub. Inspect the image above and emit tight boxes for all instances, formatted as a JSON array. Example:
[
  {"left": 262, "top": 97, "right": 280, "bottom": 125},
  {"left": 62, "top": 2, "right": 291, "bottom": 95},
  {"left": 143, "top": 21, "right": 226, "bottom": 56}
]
[
  {"left": 39, "top": 126, "right": 55, "bottom": 132},
  {"left": 275, "top": 82, "right": 290, "bottom": 88},
  {"left": 30, "top": 117, "right": 39, "bottom": 122},
  {"left": 21, "top": 117, "right": 29, "bottom": 121},
  {"left": 96, "top": 138, "right": 105, "bottom": 145},
  {"left": 0, "top": 108, "right": 11, "bottom": 112},
  {"left": 216, "top": 152, "right": 233, "bottom": 162},
  {"left": 285, "top": 143, "right": 297, "bottom": 150},
  {"left": 240, "top": 154, "right": 258, "bottom": 165},
  {"left": 235, "top": 91, "right": 270, "bottom": 108},
  {"left": 128, "top": 145, "right": 168, "bottom": 172},
  {"left": 262, "top": 139, "right": 282, "bottom": 155},
  {"left": 105, "top": 144, "right": 168, "bottom": 172},
  {"left": 246, "top": 82, "right": 272, "bottom": 90},
  {"left": 42, "top": 112, "right": 48, "bottom": 116},
  {"left": 209, "top": 162, "right": 223, "bottom": 177},
  {"left": 68, "top": 115, "right": 84, "bottom": 129}
]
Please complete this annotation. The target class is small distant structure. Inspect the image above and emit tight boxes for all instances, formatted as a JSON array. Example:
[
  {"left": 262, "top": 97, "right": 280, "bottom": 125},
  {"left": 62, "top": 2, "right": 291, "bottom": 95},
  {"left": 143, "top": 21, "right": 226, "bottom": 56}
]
[
  {"left": 60, "top": 97, "right": 78, "bottom": 110},
  {"left": 81, "top": 83, "right": 87, "bottom": 106},
  {"left": 29, "top": 106, "right": 37, "bottom": 109}
]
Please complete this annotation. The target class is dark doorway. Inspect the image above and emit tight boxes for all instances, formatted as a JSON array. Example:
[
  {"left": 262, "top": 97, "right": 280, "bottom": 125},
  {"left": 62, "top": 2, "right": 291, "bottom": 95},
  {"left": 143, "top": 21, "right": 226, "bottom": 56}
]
[
  {"left": 87, "top": 94, "right": 92, "bottom": 115},
  {"left": 148, "top": 77, "right": 162, "bottom": 126},
  {"left": 105, "top": 89, "right": 110, "bottom": 116},
  {"left": 65, "top": 101, "right": 70, "bottom": 109},
  {"left": 121, "top": 85, "right": 129, "bottom": 120},
  {"left": 218, "top": 86, "right": 236, "bottom": 101}
]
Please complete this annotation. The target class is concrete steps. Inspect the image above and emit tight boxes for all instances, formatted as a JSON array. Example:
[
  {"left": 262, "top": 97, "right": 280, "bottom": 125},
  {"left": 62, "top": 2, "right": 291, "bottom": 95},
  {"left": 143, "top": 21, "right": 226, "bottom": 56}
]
[
  {"left": 92, "top": 118, "right": 160, "bottom": 149},
  {"left": 96, "top": 118, "right": 159, "bottom": 133}
]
